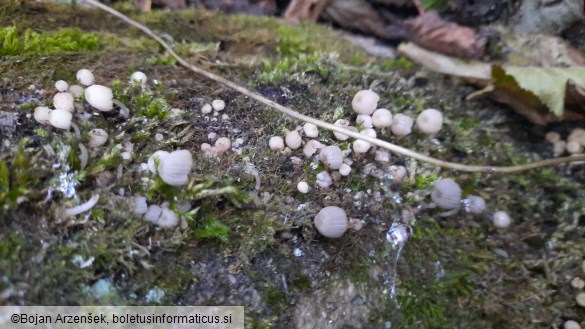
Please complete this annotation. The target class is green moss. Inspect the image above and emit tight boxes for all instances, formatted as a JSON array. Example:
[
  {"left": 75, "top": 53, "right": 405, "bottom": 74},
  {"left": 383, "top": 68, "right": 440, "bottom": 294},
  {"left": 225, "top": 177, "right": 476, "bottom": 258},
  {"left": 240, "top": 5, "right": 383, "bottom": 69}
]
[
  {"left": 0, "top": 139, "right": 33, "bottom": 210},
  {"left": 0, "top": 26, "right": 99, "bottom": 56},
  {"left": 193, "top": 213, "right": 230, "bottom": 242},
  {"left": 379, "top": 57, "right": 415, "bottom": 71},
  {"left": 263, "top": 288, "right": 288, "bottom": 315}
]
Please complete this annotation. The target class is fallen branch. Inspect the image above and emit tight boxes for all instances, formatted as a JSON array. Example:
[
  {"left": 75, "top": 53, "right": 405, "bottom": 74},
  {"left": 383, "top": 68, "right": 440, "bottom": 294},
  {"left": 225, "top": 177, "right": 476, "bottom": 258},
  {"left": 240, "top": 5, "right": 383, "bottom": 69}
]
[{"left": 83, "top": 0, "right": 585, "bottom": 173}]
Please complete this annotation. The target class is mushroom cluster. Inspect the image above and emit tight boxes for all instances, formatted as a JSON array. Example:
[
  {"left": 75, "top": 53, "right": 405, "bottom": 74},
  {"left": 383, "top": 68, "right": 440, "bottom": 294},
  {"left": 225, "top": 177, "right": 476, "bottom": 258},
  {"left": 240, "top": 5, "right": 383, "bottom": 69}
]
[{"left": 33, "top": 68, "right": 144, "bottom": 130}]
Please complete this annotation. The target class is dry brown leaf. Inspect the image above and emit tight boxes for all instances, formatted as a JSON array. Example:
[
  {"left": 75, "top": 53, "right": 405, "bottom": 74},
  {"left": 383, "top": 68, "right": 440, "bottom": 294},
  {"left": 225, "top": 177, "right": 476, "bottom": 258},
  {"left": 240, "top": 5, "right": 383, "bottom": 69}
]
[
  {"left": 398, "top": 42, "right": 585, "bottom": 125},
  {"left": 284, "top": 0, "right": 332, "bottom": 23},
  {"left": 322, "top": 0, "right": 392, "bottom": 39},
  {"left": 404, "top": 11, "right": 486, "bottom": 59}
]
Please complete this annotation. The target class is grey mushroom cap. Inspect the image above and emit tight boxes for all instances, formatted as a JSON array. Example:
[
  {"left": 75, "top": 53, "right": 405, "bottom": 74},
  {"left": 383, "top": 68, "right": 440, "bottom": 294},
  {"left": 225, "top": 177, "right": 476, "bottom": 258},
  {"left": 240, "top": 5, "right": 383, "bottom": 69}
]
[{"left": 431, "top": 178, "right": 462, "bottom": 209}]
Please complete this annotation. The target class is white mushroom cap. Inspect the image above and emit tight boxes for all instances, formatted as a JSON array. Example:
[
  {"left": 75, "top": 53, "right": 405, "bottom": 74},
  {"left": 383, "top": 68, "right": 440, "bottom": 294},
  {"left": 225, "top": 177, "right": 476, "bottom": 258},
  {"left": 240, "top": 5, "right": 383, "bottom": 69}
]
[
  {"left": 269, "top": 136, "right": 285, "bottom": 151},
  {"left": 319, "top": 145, "right": 344, "bottom": 170},
  {"left": 416, "top": 109, "right": 443, "bottom": 135},
  {"left": 85, "top": 85, "right": 113, "bottom": 112},
  {"left": 76, "top": 68, "right": 95, "bottom": 86},
  {"left": 464, "top": 195, "right": 486, "bottom": 214},
  {"left": 147, "top": 150, "right": 170, "bottom": 174},
  {"left": 391, "top": 114, "right": 413, "bottom": 137},
  {"left": 372, "top": 108, "right": 393, "bottom": 128},
  {"left": 314, "top": 206, "right": 348, "bottom": 238},
  {"left": 285, "top": 130, "right": 302, "bottom": 149},
  {"left": 356, "top": 114, "right": 373, "bottom": 129},
  {"left": 431, "top": 178, "right": 461, "bottom": 209},
  {"left": 215, "top": 137, "right": 231, "bottom": 152},
  {"left": 297, "top": 181, "right": 310, "bottom": 194},
  {"left": 48, "top": 109, "right": 73, "bottom": 130},
  {"left": 563, "top": 320, "right": 581, "bottom": 329},
  {"left": 201, "top": 103, "right": 213, "bottom": 114},
  {"left": 134, "top": 196, "right": 148, "bottom": 215},
  {"left": 157, "top": 150, "right": 193, "bottom": 186},
  {"left": 55, "top": 80, "right": 69, "bottom": 92},
  {"left": 211, "top": 99, "right": 225, "bottom": 111},
  {"left": 158, "top": 207, "right": 179, "bottom": 228},
  {"left": 130, "top": 71, "right": 147, "bottom": 85},
  {"left": 68, "top": 85, "right": 84, "bottom": 99},
  {"left": 352, "top": 139, "right": 371, "bottom": 154},
  {"left": 303, "top": 140, "right": 323, "bottom": 157},
  {"left": 316, "top": 171, "right": 333, "bottom": 188},
  {"left": 33, "top": 106, "right": 51, "bottom": 125},
  {"left": 352, "top": 90, "right": 379, "bottom": 115},
  {"left": 338, "top": 163, "right": 351, "bottom": 176},
  {"left": 332, "top": 119, "right": 356, "bottom": 141},
  {"left": 53, "top": 92, "right": 74, "bottom": 112},
  {"left": 577, "top": 292, "right": 585, "bottom": 307},
  {"left": 144, "top": 205, "right": 163, "bottom": 223},
  {"left": 303, "top": 122, "right": 319, "bottom": 138},
  {"left": 493, "top": 211, "right": 511, "bottom": 229},
  {"left": 88, "top": 128, "right": 109, "bottom": 148}
]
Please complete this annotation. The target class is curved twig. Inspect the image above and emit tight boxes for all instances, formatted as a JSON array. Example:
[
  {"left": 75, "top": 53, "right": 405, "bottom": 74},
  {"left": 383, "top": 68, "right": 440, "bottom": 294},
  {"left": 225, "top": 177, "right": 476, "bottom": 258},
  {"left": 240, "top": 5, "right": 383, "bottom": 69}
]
[{"left": 83, "top": 0, "right": 585, "bottom": 173}]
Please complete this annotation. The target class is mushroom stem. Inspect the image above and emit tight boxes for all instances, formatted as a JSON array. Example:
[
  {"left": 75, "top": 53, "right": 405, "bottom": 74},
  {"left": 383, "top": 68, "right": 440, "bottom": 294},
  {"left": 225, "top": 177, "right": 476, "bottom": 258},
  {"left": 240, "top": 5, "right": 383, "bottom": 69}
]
[
  {"left": 112, "top": 99, "right": 130, "bottom": 118},
  {"left": 64, "top": 194, "right": 100, "bottom": 216},
  {"left": 84, "top": 0, "right": 585, "bottom": 173}
]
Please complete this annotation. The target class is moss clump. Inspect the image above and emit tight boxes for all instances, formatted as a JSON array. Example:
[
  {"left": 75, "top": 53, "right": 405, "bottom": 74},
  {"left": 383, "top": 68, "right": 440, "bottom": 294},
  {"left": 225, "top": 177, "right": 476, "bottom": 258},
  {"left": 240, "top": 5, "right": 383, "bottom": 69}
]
[
  {"left": 0, "top": 26, "right": 99, "bottom": 56},
  {"left": 0, "top": 139, "right": 33, "bottom": 209}
]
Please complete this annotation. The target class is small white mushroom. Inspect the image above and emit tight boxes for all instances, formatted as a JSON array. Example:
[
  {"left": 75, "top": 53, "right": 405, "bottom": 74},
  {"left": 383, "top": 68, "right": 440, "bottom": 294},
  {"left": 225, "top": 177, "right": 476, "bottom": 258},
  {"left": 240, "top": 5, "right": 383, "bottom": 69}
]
[
  {"left": 158, "top": 207, "right": 179, "bottom": 228},
  {"left": 297, "top": 181, "right": 310, "bottom": 194},
  {"left": 48, "top": 109, "right": 73, "bottom": 130},
  {"left": 303, "top": 122, "right": 319, "bottom": 138},
  {"left": 352, "top": 139, "right": 371, "bottom": 155},
  {"left": 157, "top": 150, "right": 193, "bottom": 186},
  {"left": 88, "top": 128, "right": 109, "bottom": 148},
  {"left": 215, "top": 137, "right": 231, "bottom": 152},
  {"left": 391, "top": 114, "right": 414, "bottom": 137},
  {"left": 356, "top": 114, "right": 373, "bottom": 129},
  {"left": 372, "top": 108, "right": 393, "bottom": 128},
  {"left": 564, "top": 320, "right": 581, "bottom": 329},
  {"left": 285, "top": 130, "right": 302, "bottom": 149},
  {"left": 571, "top": 277, "right": 585, "bottom": 289},
  {"left": 53, "top": 92, "right": 74, "bottom": 112},
  {"left": 55, "top": 80, "right": 69, "bottom": 92},
  {"left": 33, "top": 106, "right": 51, "bottom": 125},
  {"left": 212, "top": 99, "right": 225, "bottom": 111},
  {"left": 493, "top": 211, "right": 511, "bottom": 229},
  {"left": 338, "top": 163, "right": 351, "bottom": 176},
  {"left": 348, "top": 217, "right": 363, "bottom": 231},
  {"left": 147, "top": 150, "right": 170, "bottom": 174},
  {"left": 352, "top": 90, "right": 379, "bottom": 115},
  {"left": 269, "top": 136, "right": 285, "bottom": 151},
  {"left": 464, "top": 195, "right": 486, "bottom": 215},
  {"left": 319, "top": 145, "right": 344, "bottom": 170},
  {"left": 144, "top": 205, "right": 163, "bottom": 223},
  {"left": 314, "top": 206, "right": 348, "bottom": 238},
  {"left": 130, "top": 71, "right": 147, "bottom": 85},
  {"left": 68, "top": 85, "right": 84, "bottom": 99},
  {"left": 76, "top": 68, "right": 95, "bottom": 86},
  {"left": 201, "top": 103, "right": 213, "bottom": 114},
  {"left": 134, "top": 196, "right": 148, "bottom": 215},
  {"left": 431, "top": 178, "right": 461, "bottom": 209},
  {"left": 567, "top": 141, "right": 583, "bottom": 154},
  {"left": 316, "top": 171, "right": 333, "bottom": 188},
  {"left": 303, "top": 140, "right": 323, "bottom": 158},
  {"left": 85, "top": 85, "right": 114, "bottom": 112},
  {"left": 416, "top": 109, "right": 443, "bottom": 135},
  {"left": 576, "top": 292, "right": 585, "bottom": 307},
  {"left": 332, "top": 119, "right": 355, "bottom": 141}
]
